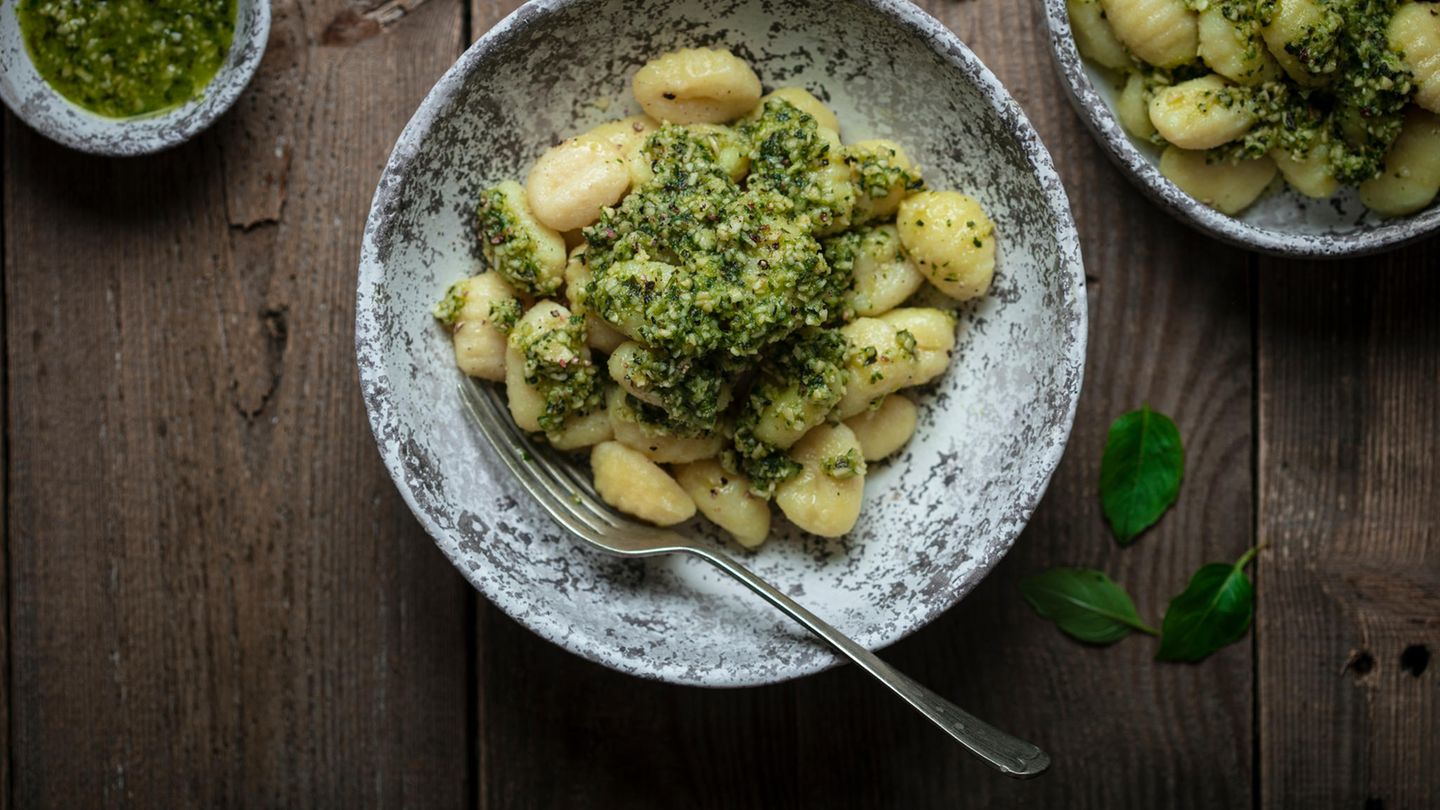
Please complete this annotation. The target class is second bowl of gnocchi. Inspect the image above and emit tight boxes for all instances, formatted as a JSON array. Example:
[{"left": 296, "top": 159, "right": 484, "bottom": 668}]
[{"left": 1044, "top": 0, "right": 1440, "bottom": 257}]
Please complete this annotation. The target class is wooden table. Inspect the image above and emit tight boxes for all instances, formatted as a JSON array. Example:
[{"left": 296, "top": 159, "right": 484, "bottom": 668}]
[{"left": 3, "top": 0, "right": 1437, "bottom": 806}]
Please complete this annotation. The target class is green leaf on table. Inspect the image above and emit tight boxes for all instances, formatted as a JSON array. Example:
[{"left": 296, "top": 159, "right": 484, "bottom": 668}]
[
  {"left": 1020, "top": 568, "right": 1158, "bottom": 644},
  {"left": 1156, "top": 547, "right": 1259, "bottom": 662},
  {"left": 1099, "top": 404, "right": 1184, "bottom": 545}
]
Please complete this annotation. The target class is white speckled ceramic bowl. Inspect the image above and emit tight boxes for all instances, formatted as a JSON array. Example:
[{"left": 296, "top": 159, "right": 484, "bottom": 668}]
[
  {"left": 1040, "top": 0, "right": 1440, "bottom": 258},
  {"left": 358, "top": 0, "right": 1086, "bottom": 686},
  {"left": 0, "top": 0, "right": 269, "bottom": 156}
]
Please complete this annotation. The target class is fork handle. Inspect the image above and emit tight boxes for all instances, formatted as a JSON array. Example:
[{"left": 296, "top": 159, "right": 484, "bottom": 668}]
[{"left": 691, "top": 547, "right": 1051, "bottom": 778}]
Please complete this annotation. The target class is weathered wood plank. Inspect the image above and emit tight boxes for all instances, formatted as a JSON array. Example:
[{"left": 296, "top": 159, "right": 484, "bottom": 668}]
[
  {"left": 2, "top": 1, "right": 471, "bottom": 806},
  {"left": 1257, "top": 247, "right": 1440, "bottom": 809},
  {"left": 0, "top": 111, "right": 10, "bottom": 810},
  {"left": 465, "top": 0, "right": 1256, "bottom": 806}
]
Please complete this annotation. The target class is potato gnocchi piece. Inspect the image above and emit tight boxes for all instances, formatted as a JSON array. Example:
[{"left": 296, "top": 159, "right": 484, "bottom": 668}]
[
  {"left": 774, "top": 424, "right": 866, "bottom": 538},
  {"left": 844, "top": 140, "right": 923, "bottom": 224},
  {"left": 1098, "top": 0, "right": 1199, "bottom": 68},
  {"left": 896, "top": 191, "right": 996, "bottom": 302},
  {"left": 1197, "top": 5, "right": 1282, "bottom": 85},
  {"left": 834, "top": 317, "right": 921, "bottom": 420},
  {"left": 562, "top": 246, "right": 627, "bottom": 354},
  {"left": 1261, "top": 0, "right": 1339, "bottom": 87},
  {"left": 1067, "top": 0, "right": 1133, "bottom": 70},
  {"left": 1117, "top": 73, "right": 1158, "bottom": 140},
  {"left": 843, "top": 394, "right": 919, "bottom": 462},
  {"left": 434, "top": 272, "right": 521, "bottom": 382},
  {"left": 1270, "top": 144, "right": 1340, "bottom": 199},
  {"left": 825, "top": 224, "right": 925, "bottom": 317},
  {"left": 504, "top": 300, "right": 599, "bottom": 433},
  {"left": 1388, "top": 2, "right": 1440, "bottom": 114},
  {"left": 591, "top": 441, "right": 696, "bottom": 526},
  {"left": 632, "top": 48, "right": 762, "bottom": 124},
  {"left": 605, "top": 385, "right": 725, "bottom": 463},
  {"left": 526, "top": 137, "right": 633, "bottom": 232},
  {"left": 477, "top": 181, "right": 567, "bottom": 297},
  {"left": 673, "top": 459, "right": 772, "bottom": 548},
  {"left": 547, "top": 407, "right": 613, "bottom": 451},
  {"left": 751, "top": 87, "right": 840, "bottom": 133},
  {"left": 1159, "top": 146, "right": 1278, "bottom": 215},
  {"left": 1359, "top": 106, "right": 1440, "bottom": 216},
  {"left": 1149, "top": 75, "right": 1256, "bottom": 150},
  {"left": 878, "top": 308, "right": 957, "bottom": 387}
]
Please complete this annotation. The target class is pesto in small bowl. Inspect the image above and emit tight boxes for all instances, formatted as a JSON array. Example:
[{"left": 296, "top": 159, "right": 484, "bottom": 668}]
[{"left": 18, "top": 0, "right": 236, "bottom": 118}]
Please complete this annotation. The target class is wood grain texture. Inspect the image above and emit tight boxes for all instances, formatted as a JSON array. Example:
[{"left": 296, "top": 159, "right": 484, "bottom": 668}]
[
  {"left": 2, "top": 1, "right": 472, "bottom": 806},
  {"left": 466, "top": 1, "right": 1256, "bottom": 807},
  {"left": 0, "top": 111, "right": 9, "bottom": 810},
  {"left": 1257, "top": 247, "right": 1440, "bottom": 810}
]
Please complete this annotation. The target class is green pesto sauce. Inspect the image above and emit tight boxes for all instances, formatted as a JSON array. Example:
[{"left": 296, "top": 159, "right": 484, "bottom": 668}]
[
  {"left": 581, "top": 107, "right": 853, "bottom": 433},
  {"left": 18, "top": 0, "right": 236, "bottom": 119}
]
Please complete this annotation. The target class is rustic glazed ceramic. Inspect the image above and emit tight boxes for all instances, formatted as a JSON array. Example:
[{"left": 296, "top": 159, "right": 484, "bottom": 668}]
[
  {"left": 0, "top": 0, "right": 270, "bottom": 156},
  {"left": 358, "top": 0, "right": 1086, "bottom": 686},
  {"left": 1040, "top": 0, "right": 1440, "bottom": 258}
]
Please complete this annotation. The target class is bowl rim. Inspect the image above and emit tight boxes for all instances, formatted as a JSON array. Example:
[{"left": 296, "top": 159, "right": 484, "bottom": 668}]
[
  {"left": 356, "top": 0, "right": 1088, "bottom": 686},
  {"left": 0, "top": 0, "right": 271, "bottom": 157},
  {"left": 1038, "top": 0, "right": 1440, "bottom": 259}
]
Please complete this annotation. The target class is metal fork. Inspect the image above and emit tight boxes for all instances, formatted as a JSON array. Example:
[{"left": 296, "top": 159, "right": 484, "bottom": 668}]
[{"left": 458, "top": 380, "right": 1051, "bottom": 778}]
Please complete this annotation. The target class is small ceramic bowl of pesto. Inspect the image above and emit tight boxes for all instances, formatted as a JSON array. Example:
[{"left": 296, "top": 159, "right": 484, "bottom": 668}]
[{"left": 0, "top": 0, "right": 270, "bottom": 156}]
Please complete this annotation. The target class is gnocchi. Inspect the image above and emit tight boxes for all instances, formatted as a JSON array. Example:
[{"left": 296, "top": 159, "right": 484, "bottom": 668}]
[
  {"left": 632, "top": 48, "right": 762, "bottom": 124},
  {"left": 1159, "top": 146, "right": 1278, "bottom": 215},
  {"left": 435, "top": 47, "right": 999, "bottom": 545},
  {"left": 896, "top": 191, "right": 996, "bottom": 302},
  {"left": 1148, "top": 75, "right": 1255, "bottom": 151},
  {"left": 1197, "top": 5, "right": 1282, "bottom": 85},
  {"left": 606, "top": 385, "right": 724, "bottom": 464},
  {"left": 672, "top": 459, "right": 772, "bottom": 548},
  {"left": 1098, "top": 0, "right": 1199, "bottom": 68},
  {"left": 526, "top": 132, "right": 633, "bottom": 231},
  {"left": 774, "top": 424, "right": 866, "bottom": 538},
  {"left": 476, "top": 181, "right": 567, "bottom": 297},
  {"left": 591, "top": 441, "right": 696, "bottom": 526},
  {"left": 844, "top": 140, "right": 922, "bottom": 224},
  {"left": 879, "top": 308, "right": 958, "bottom": 387},
  {"left": 1067, "top": 0, "right": 1133, "bottom": 70},
  {"left": 434, "top": 272, "right": 521, "bottom": 382},
  {"left": 843, "top": 394, "right": 919, "bottom": 462},
  {"left": 1389, "top": 2, "right": 1440, "bottom": 114},
  {"left": 1358, "top": 106, "right": 1440, "bottom": 216},
  {"left": 1116, "top": 73, "right": 1157, "bottom": 140},
  {"left": 824, "top": 224, "right": 925, "bottom": 317}
]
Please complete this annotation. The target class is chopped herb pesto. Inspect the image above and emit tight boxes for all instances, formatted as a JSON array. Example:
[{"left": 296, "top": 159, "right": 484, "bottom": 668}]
[
  {"left": 432, "top": 280, "right": 468, "bottom": 328},
  {"left": 18, "top": 0, "right": 236, "bottom": 118},
  {"left": 821, "top": 447, "right": 866, "bottom": 480}
]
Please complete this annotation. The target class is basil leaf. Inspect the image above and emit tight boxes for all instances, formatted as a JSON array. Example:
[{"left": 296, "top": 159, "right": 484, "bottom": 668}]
[
  {"left": 1099, "top": 405, "right": 1184, "bottom": 545},
  {"left": 1156, "top": 548, "right": 1259, "bottom": 662},
  {"left": 1020, "top": 568, "right": 1158, "bottom": 644}
]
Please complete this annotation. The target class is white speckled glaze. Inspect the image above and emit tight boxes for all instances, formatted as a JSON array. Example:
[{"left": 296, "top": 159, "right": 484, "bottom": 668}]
[
  {"left": 357, "top": 0, "right": 1087, "bottom": 686},
  {"left": 1039, "top": 0, "right": 1440, "bottom": 258},
  {"left": 0, "top": 0, "right": 270, "bottom": 156}
]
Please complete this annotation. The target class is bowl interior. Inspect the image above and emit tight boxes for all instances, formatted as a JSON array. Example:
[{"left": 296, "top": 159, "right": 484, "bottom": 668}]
[
  {"left": 0, "top": 0, "right": 269, "bottom": 156},
  {"left": 358, "top": 0, "right": 1085, "bottom": 686},
  {"left": 1040, "top": 0, "right": 1440, "bottom": 257}
]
